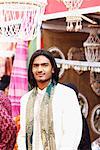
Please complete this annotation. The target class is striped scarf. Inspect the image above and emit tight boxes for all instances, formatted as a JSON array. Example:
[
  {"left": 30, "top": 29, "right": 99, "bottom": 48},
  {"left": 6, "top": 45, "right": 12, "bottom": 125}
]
[{"left": 26, "top": 83, "right": 56, "bottom": 150}]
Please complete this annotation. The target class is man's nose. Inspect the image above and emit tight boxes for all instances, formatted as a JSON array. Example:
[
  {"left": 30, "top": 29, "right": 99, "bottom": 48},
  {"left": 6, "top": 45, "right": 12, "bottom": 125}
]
[{"left": 38, "top": 65, "right": 43, "bottom": 72}]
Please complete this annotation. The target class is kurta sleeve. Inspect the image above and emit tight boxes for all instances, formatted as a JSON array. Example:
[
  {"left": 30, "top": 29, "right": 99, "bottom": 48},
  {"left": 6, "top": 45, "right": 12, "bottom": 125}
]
[
  {"left": 17, "top": 92, "right": 30, "bottom": 150},
  {"left": 60, "top": 89, "right": 82, "bottom": 150}
]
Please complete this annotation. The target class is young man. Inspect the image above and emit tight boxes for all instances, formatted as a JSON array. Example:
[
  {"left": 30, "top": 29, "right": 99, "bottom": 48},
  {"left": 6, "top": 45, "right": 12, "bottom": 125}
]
[
  {"left": 17, "top": 49, "right": 82, "bottom": 150},
  {"left": 0, "top": 75, "right": 17, "bottom": 150}
]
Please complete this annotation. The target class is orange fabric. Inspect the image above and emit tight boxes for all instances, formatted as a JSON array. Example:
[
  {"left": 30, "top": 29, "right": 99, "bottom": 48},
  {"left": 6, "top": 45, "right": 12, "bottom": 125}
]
[{"left": 13, "top": 115, "right": 20, "bottom": 150}]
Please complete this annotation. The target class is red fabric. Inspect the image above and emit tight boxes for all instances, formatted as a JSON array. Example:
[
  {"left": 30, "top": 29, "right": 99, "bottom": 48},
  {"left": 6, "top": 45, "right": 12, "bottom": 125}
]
[
  {"left": 0, "top": 91, "right": 12, "bottom": 116},
  {"left": 45, "top": 0, "right": 100, "bottom": 14},
  {"left": 45, "top": 0, "right": 66, "bottom": 14},
  {"left": 41, "top": 37, "right": 44, "bottom": 49},
  {"left": 0, "top": 91, "right": 17, "bottom": 150}
]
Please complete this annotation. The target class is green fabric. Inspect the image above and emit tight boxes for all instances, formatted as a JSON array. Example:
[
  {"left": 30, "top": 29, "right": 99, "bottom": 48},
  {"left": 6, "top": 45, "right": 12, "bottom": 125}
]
[
  {"left": 26, "top": 83, "right": 56, "bottom": 150},
  {"left": 28, "top": 37, "right": 37, "bottom": 66}
]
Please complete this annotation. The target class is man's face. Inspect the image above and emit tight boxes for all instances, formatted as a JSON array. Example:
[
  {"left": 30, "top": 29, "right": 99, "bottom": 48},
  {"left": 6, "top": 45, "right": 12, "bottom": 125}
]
[{"left": 32, "top": 55, "right": 54, "bottom": 84}]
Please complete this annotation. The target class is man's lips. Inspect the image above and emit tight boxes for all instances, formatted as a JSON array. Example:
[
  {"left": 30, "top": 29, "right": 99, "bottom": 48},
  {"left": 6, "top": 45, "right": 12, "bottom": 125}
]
[{"left": 36, "top": 74, "right": 45, "bottom": 77}]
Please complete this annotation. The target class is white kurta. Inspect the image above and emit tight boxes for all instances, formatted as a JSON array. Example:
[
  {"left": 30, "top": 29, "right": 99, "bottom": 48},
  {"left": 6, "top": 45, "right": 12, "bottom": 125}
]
[
  {"left": 17, "top": 83, "right": 82, "bottom": 150},
  {"left": 33, "top": 88, "right": 46, "bottom": 150}
]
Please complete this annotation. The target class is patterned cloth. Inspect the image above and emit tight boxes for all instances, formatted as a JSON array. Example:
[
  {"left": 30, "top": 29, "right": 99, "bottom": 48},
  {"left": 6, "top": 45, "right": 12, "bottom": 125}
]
[
  {"left": 26, "top": 83, "right": 56, "bottom": 150},
  {"left": 0, "top": 91, "right": 12, "bottom": 116},
  {"left": 0, "top": 91, "right": 17, "bottom": 150},
  {"left": 8, "top": 41, "right": 28, "bottom": 117}
]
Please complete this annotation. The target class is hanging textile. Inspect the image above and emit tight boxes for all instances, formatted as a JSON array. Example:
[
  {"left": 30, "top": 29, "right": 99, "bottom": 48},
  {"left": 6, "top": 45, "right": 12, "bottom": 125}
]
[{"left": 8, "top": 41, "right": 28, "bottom": 118}]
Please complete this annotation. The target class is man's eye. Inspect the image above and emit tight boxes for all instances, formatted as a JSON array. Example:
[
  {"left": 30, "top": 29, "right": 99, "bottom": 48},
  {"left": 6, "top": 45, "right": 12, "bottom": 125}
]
[
  {"left": 33, "top": 64, "right": 38, "bottom": 67},
  {"left": 43, "top": 64, "right": 48, "bottom": 67}
]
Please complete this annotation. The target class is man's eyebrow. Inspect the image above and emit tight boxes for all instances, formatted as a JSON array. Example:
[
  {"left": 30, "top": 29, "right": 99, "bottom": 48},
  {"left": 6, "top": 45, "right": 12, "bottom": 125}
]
[{"left": 33, "top": 62, "right": 49, "bottom": 65}]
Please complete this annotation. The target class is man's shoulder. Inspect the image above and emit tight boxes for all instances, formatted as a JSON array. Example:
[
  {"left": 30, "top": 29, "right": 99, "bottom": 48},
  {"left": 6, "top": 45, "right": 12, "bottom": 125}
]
[
  {"left": 56, "top": 83, "right": 74, "bottom": 92},
  {"left": 55, "top": 83, "right": 77, "bottom": 98},
  {"left": 20, "top": 90, "right": 33, "bottom": 101}
]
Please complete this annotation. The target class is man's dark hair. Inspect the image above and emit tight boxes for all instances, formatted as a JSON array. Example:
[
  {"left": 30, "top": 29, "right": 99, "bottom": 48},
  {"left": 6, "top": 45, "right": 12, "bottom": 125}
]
[
  {"left": 0, "top": 75, "right": 10, "bottom": 91},
  {"left": 28, "top": 49, "right": 59, "bottom": 89}
]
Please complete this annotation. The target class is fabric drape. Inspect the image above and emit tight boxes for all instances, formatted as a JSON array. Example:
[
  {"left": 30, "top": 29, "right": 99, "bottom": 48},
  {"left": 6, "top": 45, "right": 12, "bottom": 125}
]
[{"left": 8, "top": 41, "right": 28, "bottom": 118}]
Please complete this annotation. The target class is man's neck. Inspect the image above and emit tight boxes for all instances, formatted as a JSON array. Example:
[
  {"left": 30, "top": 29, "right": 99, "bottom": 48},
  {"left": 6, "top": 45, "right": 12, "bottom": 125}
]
[{"left": 37, "top": 80, "right": 51, "bottom": 90}]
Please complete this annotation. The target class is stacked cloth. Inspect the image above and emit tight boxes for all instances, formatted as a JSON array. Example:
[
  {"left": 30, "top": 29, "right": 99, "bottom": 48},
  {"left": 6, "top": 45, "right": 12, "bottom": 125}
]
[{"left": 8, "top": 41, "right": 28, "bottom": 118}]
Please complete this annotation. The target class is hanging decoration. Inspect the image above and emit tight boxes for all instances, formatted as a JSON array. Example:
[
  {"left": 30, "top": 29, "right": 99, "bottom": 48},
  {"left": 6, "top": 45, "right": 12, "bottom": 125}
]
[
  {"left": 84, "top": 28, "right": 100, "bottom": 62},
  {"left": 90, "top": 72, "right": 100, "bottom": 96},
  {"left": 91, "top": 104, "right": 100, "bottom": 135},
  {"left": 60, "top": 0, "right": 83, "bottom": 10},
  {"left": 63, "top": 0, "right": 83, "bottom": 31},
  {"left": 83, "top": 28, "right": 100, "bottom": 73},
  {"left": 66, "top": 15, "right": 82, "bottom": 32},
  {"left": 78, "top": 92, "right": 89, "bottom": 118},
  {"left": 48, "top": 46, "right": 65, "bottom": 78},
  {"left": 0, "top": 0, "right": 47, "bottom": 42},
  {"left": 57, "top": 0, "right": 83, "bottom": 31},
  {"left": 67, "top": 47, "right": 85, "bottom": 75},
  {"left": 55, "top": 57, "right": 100, "bottom": 73}
]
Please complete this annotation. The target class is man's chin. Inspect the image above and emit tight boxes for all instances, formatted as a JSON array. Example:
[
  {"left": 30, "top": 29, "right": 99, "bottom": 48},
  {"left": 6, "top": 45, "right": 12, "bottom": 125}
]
[
  {"left": 37, "top": 78, "right": 50, "bottom": 83},
  {"left": 37, "top": 79, "right": 47, "bottom": 83}
]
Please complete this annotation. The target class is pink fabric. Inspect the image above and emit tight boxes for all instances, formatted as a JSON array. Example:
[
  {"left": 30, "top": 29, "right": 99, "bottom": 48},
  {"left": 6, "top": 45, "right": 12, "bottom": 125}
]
[
  {"left": 0, "top": 91, "right": 12, "bottom": 117},
  {"left": 45, "top": 0, "right": 100, "bottom": 15},
  {"left": 8, "top": 41, "right": 28, "bottom": 117}
]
